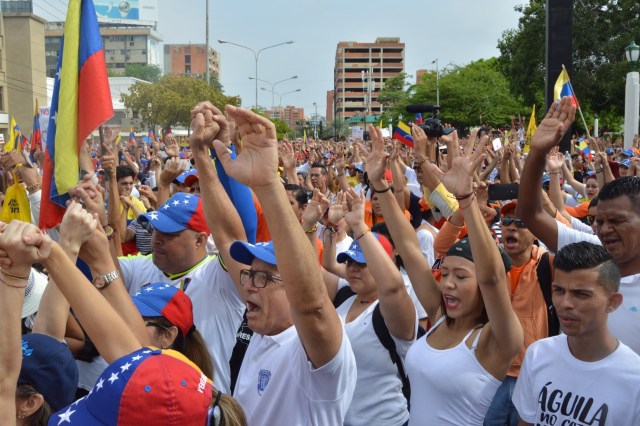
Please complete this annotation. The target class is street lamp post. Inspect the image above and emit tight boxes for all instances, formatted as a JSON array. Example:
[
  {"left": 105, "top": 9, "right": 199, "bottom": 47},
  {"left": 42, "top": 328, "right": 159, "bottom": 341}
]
[
  {"left": 278, "top": 88, "right": 301, "bottom": 107},
  {"left": 218, "top": 39, "right": 294, "bottom": 108},
  {"left": 432, "top": 58, "right": 440, "bottom": 106},
  {"left": 313, "top": 102, "right": 318, "bottom": 139},
  {"left": 624, "top": 41, "right": 640, "bottom": 150},
  {"left": 250, "top": 75, "right": 297, "bottom": 110}
]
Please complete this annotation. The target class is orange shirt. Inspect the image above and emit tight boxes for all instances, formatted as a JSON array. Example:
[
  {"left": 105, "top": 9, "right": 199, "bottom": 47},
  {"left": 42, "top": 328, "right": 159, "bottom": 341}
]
[{"left": 364, "top": 200, "right": 411, "bottom": 228}]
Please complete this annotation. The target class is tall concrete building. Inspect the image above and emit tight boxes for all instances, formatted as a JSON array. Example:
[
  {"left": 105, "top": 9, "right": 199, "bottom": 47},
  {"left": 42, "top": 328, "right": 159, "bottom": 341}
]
[
  {"left": 1, "top": 1, "right": 47, "bottom": 137},
  {"left": 333, "top": 37, "right": 405, "bottom": 121},
  {"left": 263, "top": 105, "right": 305, "bottom": 130},
  {"left": 45, "top": 21, "right": 162, "bottom": 78},
  {"left": 163, "top": 44, "right": 220, "bottom": 81}
]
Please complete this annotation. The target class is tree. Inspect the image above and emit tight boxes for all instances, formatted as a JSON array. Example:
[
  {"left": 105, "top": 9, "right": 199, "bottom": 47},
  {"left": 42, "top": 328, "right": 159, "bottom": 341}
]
[
  {"left": 124, "top": 64, "right": 162, "bottom": 83},
  {"left": 498, "top": 0, "right": 640, "bottom": 127},
  {"left": 377, "top": 72, "right": 413, "bottom": 125},
  {"left": 410, "top": 58, "right": 527, "bottom": 128},
  {"left": 121, "top": 75, "right": 241, "bottom": 132},
  {"left": 271, "top": 118, "right": 291, "bottom": 140},
  {"left": 323, "top": 117, "right": 351, "bottom": 140}
]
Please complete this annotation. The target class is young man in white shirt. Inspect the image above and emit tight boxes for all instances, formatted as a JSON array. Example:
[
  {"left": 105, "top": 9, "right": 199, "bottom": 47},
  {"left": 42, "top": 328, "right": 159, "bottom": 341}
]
[
  {"left": 513, "top": 242, "right": 640, "bottom": 425},
  {"left": 205, "top": 104, "right": 357, "bottom": 426}
]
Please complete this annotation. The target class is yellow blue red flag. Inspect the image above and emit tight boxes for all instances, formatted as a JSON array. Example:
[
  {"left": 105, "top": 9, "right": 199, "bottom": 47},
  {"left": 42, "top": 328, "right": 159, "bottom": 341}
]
[
  {"left": 553, "top": 68, "right": 579, "bottom": 107},
  {"left": 5, "top": 116, "right": 20, "bottom": 152},
  {"left": 40, "top": 0, "right": 113, "bottom": 229},
  {"left": 393, "top": 121, "right": 414, "bottom": 147}
]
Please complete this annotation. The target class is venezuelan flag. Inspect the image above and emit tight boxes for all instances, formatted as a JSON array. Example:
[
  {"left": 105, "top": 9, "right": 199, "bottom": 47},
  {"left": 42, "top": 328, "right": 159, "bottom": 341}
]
[
  {"left": 393, "top": 121, "right": 414, "bottom": 147},
  {"left": 129, "top": 129, "right": 136, "bottom": 145},
  {"left": 578, "top": 139, "right": 592, "bottom": 161},
  {"left": 553, "top": 68, "right": 579, "bottom": 107},
  {"left": 40, "top": 0, "right": 113, "bottom": 229},
  {"left": 5, "top": 116, "right": 20, "bottom": 152},
  {"left": 148, "top": 129, "right": 157, "bottom": 143},
  {"left": 414, "top": 113, "right": 423, "bottom": 125},
  {"left": 30, "top": 100, "right": 42, "bottom": 153}
]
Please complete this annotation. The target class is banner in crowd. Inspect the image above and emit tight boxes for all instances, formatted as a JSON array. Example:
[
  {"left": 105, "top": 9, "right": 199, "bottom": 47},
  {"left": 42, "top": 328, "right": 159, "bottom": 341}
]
[
  {"left": 40, "top": 0, "right": 114, "bottom": 229},
  {"left": 523, "top": 105, "right": 537, "bottom": 154}
]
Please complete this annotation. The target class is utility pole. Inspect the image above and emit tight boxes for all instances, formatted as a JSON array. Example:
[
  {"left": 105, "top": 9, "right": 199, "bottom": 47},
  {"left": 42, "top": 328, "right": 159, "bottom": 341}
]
[{"left": 205, "top": 0, "right": 210, "bottom": 86}]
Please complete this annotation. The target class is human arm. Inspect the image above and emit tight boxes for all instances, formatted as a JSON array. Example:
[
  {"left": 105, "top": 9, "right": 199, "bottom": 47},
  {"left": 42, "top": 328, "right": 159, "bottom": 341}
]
[
  {"left": 319, "top": 191, "right": 346, "bottom": 279},
  {"left": 213, "top": 106, "right": 343, "bottom": 368},
  {"left": 560, "top": 162, "right": 586, "bottom": 197},
  {"left": 360, "top": 124, "right": 442, "bottom": 319},
  {"left": 280, "top": 141, "right": 299, "bottom": 185},
  {"left": 188, "top": 104, "right": 249, "bottom": 299},
  {"left": 517, "top": 97, "right": 577, "bottom": 253},
  {"left": 343, "top": 187, "right": 416, "bottom": 341},
  {"left": 424, "top": 129, "right": 523, "bottom": 374},
  {"left": 157, "top": 158, "right": 185, "bottom": 206}
]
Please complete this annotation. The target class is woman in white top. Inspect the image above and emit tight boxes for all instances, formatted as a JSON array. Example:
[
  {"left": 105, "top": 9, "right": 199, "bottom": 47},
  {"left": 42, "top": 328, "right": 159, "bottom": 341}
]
[
  {"left": 360, "top": 123, "right": 523, "bottom": 425},
  {"left": 319, "top": 189, "right": 417, "bottom": 426}
]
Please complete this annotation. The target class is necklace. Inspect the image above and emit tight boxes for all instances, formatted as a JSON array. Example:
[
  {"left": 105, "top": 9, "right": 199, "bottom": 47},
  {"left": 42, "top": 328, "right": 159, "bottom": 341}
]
[{"left": 357, "top": 295, "right": 377, "bottom": 304}]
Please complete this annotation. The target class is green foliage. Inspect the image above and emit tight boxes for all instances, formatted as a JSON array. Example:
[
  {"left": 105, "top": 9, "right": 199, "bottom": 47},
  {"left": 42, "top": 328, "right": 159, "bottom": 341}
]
[
  {"left": 121, "top": 75, "right": 241, "bottom": 132},
  {"left": 124, "top": 64, "right": 162, "bottom": 83},
  {"left": 271, "top": 118, "right": 291, "bottom": 140},
  {"left": 498, "top": 0, "right": 640, "bottom": 127},
  {"left": 323, "top": 118, "right": 351, "bottom": 140},
  {"left": 406, "top": 58, "right": 528, "bottom": 127}
]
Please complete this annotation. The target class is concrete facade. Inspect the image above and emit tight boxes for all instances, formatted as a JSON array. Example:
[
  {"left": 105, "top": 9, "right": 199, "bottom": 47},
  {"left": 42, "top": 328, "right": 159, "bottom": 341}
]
[
  {"left": 333, "top": 37, "right": 405, "bottom": 121},
  {"left": 163, "top": 44, "right": 220, "bottom": 81},
  {"left": 3, "top": 12, "right": 47, "bottom": 136},
  {"left": 45, "top": 21, "right": 162, "bottom": 78}
]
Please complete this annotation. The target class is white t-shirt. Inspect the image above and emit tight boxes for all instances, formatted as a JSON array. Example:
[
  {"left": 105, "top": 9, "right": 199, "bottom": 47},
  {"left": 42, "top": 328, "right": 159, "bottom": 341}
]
[
  {"left": 416, "top": 221, "right": 438, "bottom": 268},
  {"left": 119, "top": 254, "right": 245, "bottom": 393},
  {"left": 570, "top": 216, "right": 595, "bottom": 235},
  {"left": 556, "top": 225, "right": 640, "bottom": 354},
  {"left": 513, "top": 334, "right": 640, "bottom": 425},
  {"left": 234, "top": 325, "right": 357, "bottom": 426},
  {"left": 336, "top": 293, "right": 416, "bottom": 426}
]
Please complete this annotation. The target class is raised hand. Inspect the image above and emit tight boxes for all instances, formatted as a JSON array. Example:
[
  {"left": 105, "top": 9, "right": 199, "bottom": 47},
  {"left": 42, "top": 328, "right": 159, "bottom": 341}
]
[
  {"left": 0, "top": 221, "right": 50, "bottom": 276},
  {"left": 159, "top": 158, "right": 186, "bottom": 187},
  {"left": 327, "top": 191, "right": 345, "bottom": 225},
  {"left": 358, "top": 124, "right": 389, "bottom": 184},
  {"left": 545, "top": 148, "right": 565, "bottom": 172},
  {"left": 425, "top": 131, "right": 487, "bottom": 197},
  {"left": 411, "top": 123, "right": 430, "bottom": 163},
  {"left": 342, "top": 188, "right": 366, "bottom": 232},
  {"left": 138, "top": 185, "right": 157, "bottom": 207},
  {"left": 530, "top": 96, "right": 577, "bottom": 153},
  {"left": 59, "top": 201, "right": 99, "bottom": 254},
  {"left": 279, "top": 140, "right": 296, "bottom": 170},
  {"left": 212, "top": 105, "right": 280, "bottom": 188},
  {"left": 164, "top": 134, "right": 180, "bottom": 158},
  {"left": 301, "top": 188, "right": 329, "bottom": 230},
  {"left": 70, "top": 176, "right": 108, "bottom": 226}
]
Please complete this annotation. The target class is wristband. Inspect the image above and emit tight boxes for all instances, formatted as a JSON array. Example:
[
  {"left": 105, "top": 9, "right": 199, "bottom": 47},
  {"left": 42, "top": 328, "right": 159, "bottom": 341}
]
[
  {"left": 304, "top": 223, "right": 318, "bottom": 234},
  {"left": 454, "top": 191, "right": 476, "bottom": 201},
  {"left": 355, "top": 228, "right": 371, "bottom": 241},
  {"left": 0, "top": 268, "right": 30, "bottom": 281},
  {"left": 371, "top": 183, "right": 392, "bottom": 194}
]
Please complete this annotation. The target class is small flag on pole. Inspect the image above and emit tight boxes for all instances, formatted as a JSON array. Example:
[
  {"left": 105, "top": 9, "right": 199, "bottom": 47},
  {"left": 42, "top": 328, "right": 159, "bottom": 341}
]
[
  {"left": 393, "top": 121, "right": 414, "bottom": 147},
  {"left": 523, "top": 105, "right": 537, "bottom": 154},
  {"left": 5, "top": 116, "right": 21, "bottom": 152},
  {"left": 414, "top": 113, "right": 423, "bottom": 124},
  {"left": 554, "top": 68, "right": 579, "bottom": 107},
  {"left": 30, "top": 100, "right": 42, "bottom": 153}
]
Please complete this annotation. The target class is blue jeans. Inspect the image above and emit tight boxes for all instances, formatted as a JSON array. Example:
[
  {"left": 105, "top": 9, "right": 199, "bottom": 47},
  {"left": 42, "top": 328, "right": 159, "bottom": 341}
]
[{"left": 484, "top": 375, "right": 519, "bottom": 426}]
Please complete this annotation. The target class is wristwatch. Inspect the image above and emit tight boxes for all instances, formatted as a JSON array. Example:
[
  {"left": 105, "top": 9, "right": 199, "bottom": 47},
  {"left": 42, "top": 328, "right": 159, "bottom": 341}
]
[{"left": 93, "top": 270, "right": 120, "bottom": 290}]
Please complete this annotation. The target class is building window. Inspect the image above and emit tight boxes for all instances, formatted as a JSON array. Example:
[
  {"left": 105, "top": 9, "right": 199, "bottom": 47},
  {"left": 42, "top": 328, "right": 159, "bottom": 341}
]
[
  {"left": 0, "top": 87, "right": 4, "bottom": 111},
  {"left": 115, "top": 63, "right": 125, "bottom": 69},
  {"left": 185, "top": 55, "right": 191, "bottom": 64},
  {"left": 185, "top": 65, "right": 191, "bottom": 74}
]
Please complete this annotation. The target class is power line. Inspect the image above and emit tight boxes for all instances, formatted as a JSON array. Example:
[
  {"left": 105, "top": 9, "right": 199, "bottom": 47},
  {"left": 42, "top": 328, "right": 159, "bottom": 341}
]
[{"left": 34, "top": 0, "right": 68, "bottom": 21}]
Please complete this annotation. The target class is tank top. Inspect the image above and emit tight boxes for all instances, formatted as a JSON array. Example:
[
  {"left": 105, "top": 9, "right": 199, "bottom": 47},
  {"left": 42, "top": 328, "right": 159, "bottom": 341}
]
[{"left": 405, "top": 316, "right": 501, "bottom": 425}]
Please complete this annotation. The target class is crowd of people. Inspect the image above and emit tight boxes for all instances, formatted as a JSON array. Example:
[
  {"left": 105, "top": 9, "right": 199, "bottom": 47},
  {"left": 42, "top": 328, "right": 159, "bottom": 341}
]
[{"left": 1, "top": 96, "right": 640, "bottom": 425}]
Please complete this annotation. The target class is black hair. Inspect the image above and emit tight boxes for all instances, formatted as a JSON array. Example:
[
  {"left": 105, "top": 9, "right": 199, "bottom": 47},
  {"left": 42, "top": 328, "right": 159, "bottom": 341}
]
[
  {"left": 284, "top": 184, "right": 310, "bottom": 207},
  {"left": 597, "top": 176, "right": 640, "bottom": 212},
  {"left": 589, "top": 196, "right": 599, "bottom": 208},
  {"left": 116, "top": 165, "right": 136, "bottom": 181},
  {"left": 554, "top": 242, "right": 621, "bottom": 293},
  {"left": 310, "top": 163, "right": 328, "bottom": 174}
]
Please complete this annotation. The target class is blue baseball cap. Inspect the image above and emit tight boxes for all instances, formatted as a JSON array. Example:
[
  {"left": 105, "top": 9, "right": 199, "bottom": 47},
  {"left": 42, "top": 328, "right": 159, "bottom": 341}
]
[
  {"left": 49, "top": 348, "right": 212, "bottom": 425},
  {"left": 230, "top": 241, "right": 277, "bottom": 266},
  {"left": 19, "top": 333, "right": 78, "bottom": 411},
  {"left": 353, "top": 162, "right": 364, "bottom": 172},
  {"left": 175, "top": 168, "right": 197, "bottom": 184},
  {"left": 337, "top": 233, "right": 393, "bottom": 264},
  {"left": 606, "top": 148, "right": 614, "bottom": 155},
  {"left": 620, "top": 158, "right": 631, "bottom": 168},
  {"left": 622, "top": 149, "right": 635, "bottom": 157},
  {"left": 138, "top": 193, "right": 209, "bottom": 235},
  {"left": 133, "top": 283, "right": 194, "bottom": 337}
]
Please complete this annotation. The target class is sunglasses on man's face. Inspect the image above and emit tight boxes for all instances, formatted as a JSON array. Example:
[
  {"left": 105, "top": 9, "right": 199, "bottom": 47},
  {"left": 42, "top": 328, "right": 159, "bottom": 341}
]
[{"left": 501, "top": 217, "right": 526, "bottom": 228}]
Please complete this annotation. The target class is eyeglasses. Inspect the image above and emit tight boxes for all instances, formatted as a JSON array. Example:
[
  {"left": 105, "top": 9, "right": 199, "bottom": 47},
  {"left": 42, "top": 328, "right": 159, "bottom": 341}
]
[
  {"left": 145, "top": 320, "right": 171, "bottom": 332},
  {"left": 239, "top": 269, "right": 283, "bottom": 288},
  {"left": 501, "top": 217, "right": 526, "bottom": 228}
]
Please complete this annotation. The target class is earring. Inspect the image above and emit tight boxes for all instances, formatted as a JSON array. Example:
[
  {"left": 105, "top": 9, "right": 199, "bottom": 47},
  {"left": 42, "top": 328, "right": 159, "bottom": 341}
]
[{"left": 17, "top": 411, "right": 26, "bottom": 419}]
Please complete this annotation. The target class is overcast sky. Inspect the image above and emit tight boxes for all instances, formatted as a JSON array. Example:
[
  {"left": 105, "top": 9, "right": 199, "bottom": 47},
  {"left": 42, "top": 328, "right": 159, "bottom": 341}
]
[{"left": 35, "top": 0, "right": 524, "bottom": 117}]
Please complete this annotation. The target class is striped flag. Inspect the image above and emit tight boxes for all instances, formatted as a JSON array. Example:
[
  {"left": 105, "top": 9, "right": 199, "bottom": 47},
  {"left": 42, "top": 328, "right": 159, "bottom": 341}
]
[
  {"left": 30, "top": 100, "right": 42, "bottom": 153},
  {"left": 40, "top": 0, "right": 113, "bottom": 229},
  {"left": 5, "top": 116, "right": 20, "bottom": 152},
  {"left": 393, "top": 121, "right": 414, "bottom": 147}
]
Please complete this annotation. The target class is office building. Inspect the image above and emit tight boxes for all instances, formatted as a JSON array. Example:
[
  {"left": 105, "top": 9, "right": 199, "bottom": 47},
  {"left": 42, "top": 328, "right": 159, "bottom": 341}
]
[
  {"left": 164, "top": 44, "right": 220, "bottom": 81},
  {"left": 333, "top": 37, "right": 405, "bottom": 121}
]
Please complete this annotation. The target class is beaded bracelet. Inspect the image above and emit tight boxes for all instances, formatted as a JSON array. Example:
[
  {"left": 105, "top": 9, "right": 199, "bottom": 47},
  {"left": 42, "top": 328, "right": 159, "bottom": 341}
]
[{"left": 304, "top": 223, "right": 318, "bottom": 234}]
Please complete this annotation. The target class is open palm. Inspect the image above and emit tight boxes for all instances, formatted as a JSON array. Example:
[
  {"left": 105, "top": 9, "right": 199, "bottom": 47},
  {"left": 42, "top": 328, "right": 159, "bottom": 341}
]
[{"left": 531, "top": 97, "right": 576, "bottom": 153}]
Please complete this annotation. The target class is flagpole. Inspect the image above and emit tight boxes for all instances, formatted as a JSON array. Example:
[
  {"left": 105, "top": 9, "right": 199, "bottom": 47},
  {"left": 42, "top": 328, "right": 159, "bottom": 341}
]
[{"left": 561, "top": 64, "right": 591, "bottom": 139}]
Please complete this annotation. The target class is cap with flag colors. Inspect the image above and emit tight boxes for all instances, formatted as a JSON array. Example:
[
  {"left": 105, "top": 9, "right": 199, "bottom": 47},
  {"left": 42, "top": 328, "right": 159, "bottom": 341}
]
[
  {"left": 39, "top": 0, "right": 113, "bottom": 229},
  {"left": 393, "top": 121, "right": 414, "bottom": 147},
  {"left": 553, "top": 68, "right": 579, "bottom": 106},
  {"left": 414, "top": 113, "right": 423, "bottom": 125}
]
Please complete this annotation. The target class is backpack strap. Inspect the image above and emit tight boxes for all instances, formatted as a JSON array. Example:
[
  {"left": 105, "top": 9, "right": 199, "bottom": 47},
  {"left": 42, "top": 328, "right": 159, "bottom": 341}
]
[
  {"left": 372, "top": 305, "right": 412, "bottom": 404},
  {"left": 536, "top": 252, "right": 559, "bottom": 336},
  {"left": 333, "top": 285, "right": 356, "bottom": 308}
]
